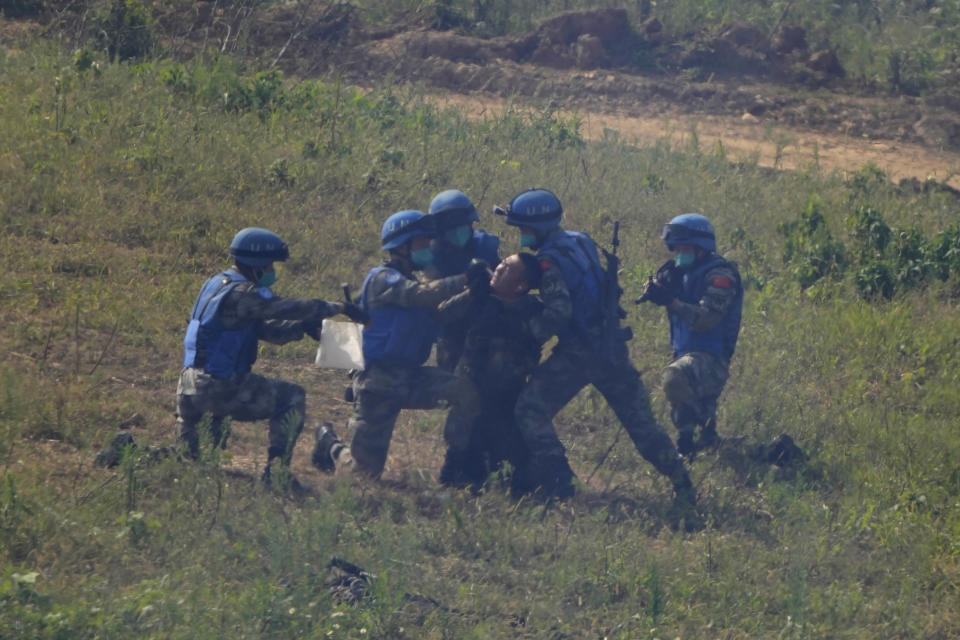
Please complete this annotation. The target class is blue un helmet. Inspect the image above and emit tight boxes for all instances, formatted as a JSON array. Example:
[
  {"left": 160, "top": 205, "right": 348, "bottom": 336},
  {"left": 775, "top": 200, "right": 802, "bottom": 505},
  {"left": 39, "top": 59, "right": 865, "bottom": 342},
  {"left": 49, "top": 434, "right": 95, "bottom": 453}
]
[
  {"left": 381, "top": 210, "right": 434, "bottom": 250},
  {"left": 428, "top": 189, "right": 479, "bottom": 230},
  {"left": 661, "top": 213, "right": 716, "bottom": 252},
  {"left": 493, "top": 188, "right": 563, "bottom": 233},
  {"left": 229, "top": 227, "right": 290, "bottom": 267}
]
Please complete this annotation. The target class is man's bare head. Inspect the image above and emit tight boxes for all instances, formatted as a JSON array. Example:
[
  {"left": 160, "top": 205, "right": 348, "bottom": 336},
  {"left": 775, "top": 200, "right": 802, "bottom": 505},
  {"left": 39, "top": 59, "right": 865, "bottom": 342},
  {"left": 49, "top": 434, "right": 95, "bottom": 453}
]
[{"left": 491, "top": 253, "right": 541, "bottom": 301}]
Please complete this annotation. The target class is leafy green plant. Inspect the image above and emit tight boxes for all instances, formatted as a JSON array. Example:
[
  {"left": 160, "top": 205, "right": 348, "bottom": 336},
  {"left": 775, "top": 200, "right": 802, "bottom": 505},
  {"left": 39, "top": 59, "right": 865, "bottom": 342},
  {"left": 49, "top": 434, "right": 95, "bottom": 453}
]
[{"left": 778, "top": 195, "right": 847, "bottom": 288}]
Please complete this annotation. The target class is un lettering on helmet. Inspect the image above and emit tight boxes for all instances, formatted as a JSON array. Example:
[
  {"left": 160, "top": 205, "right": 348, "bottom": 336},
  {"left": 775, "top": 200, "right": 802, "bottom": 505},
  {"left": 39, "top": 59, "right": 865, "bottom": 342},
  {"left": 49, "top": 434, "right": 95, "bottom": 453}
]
[
  {"left": 380, "top": 210, "right": 433, "bottom": 250},
  {"left": 229, "top": 227, "right": 290, "bottom": 266}
]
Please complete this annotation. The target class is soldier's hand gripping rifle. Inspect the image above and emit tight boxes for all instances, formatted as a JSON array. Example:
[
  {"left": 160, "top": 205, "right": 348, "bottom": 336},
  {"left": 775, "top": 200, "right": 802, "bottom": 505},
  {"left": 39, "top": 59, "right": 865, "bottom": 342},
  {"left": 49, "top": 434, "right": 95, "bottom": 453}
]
[{"left": 635, "top": 259, "right": 680, "bottom": 306}]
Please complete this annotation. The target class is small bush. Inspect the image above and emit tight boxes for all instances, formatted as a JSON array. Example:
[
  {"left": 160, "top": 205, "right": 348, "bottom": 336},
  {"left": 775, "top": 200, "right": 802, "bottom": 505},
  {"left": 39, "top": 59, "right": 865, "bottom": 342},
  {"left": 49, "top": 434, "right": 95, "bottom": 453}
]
[{"left": 778, "top": 195, "right": 847, "bottom": 288}]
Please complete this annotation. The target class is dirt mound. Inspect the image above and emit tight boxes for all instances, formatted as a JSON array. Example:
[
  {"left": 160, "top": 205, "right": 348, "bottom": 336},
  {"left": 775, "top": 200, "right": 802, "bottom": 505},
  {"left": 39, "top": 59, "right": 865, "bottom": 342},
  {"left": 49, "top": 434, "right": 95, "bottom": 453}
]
[{"left": 10, "top": 3, "right": 960, "bottom": 156}]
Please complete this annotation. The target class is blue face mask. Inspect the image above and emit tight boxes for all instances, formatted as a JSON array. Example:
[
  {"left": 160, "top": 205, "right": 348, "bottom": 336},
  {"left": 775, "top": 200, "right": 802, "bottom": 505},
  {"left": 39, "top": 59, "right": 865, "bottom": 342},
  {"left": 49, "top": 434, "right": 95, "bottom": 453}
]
[
  {"left": 674, "top": 252, "right": 696, "bottom": 269},
  {"left": 444, "top": 225, "right": 472, "bottom": 248},
  {"left": 257, "top": 269, "right": 277, "bottom": 288},
  {"left": 520, "top": 233, "right": 539, "bottom": 249},
  {"left": 411, "top": 247, "right": 434, "bottom": 269}
]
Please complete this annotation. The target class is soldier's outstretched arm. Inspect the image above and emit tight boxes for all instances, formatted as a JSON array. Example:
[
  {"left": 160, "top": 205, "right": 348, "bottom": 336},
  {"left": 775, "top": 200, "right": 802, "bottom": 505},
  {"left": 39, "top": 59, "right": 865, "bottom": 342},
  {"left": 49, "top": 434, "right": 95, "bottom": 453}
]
[
  {"left": 219, "top": 284, "right": 344, "bottom": 344},
  {"left": 368, "top": 270, "right": 466, "bottom": 310},
  {"left": 225, "top": 284, "right": 343, "bottom": 324}
]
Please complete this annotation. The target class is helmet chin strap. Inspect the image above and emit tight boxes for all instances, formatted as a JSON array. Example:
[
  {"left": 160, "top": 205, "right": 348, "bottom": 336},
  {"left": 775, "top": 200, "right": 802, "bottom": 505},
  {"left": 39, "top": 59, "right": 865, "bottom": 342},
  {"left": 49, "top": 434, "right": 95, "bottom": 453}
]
[
  {"left": 388, "top": 244, "right": 413, "bottom": 267},
  {"left": 234, "top": 263, "right": 266, "bottom": 283}
]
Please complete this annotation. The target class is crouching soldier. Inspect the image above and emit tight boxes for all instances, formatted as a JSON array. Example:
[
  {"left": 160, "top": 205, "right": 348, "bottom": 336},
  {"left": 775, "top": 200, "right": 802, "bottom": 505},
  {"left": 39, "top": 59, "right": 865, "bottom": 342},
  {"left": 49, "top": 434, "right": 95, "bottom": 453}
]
[
  {"left": 637, "top": 214, "right": 743, "bottom": 457},
  {"left": 312, "top": 210, "right": 482, "bottom": 479},
  {"left": 176, "top": 227, "right": 366, "bottom": 491}
]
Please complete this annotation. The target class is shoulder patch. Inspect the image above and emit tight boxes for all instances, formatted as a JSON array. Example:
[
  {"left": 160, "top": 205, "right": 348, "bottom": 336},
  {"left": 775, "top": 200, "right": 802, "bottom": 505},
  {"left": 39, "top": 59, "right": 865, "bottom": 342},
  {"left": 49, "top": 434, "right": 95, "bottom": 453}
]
[
  {"left": 710, "top": 276, "right": 733, "bottom": 289},
  {"left": 380, "top": 269, "right": 405, "bottom": 286},
  {"left": 539, "top": 259, "right": 553, "bottom": 271}
]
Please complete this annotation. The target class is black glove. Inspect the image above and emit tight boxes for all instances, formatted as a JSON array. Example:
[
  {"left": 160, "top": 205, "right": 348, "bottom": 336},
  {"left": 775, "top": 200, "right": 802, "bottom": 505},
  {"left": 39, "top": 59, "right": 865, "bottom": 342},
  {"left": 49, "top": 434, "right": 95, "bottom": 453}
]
[
  {"left": 465, "top": 259, "right": 492, "bottom": 298},
  {"left": 342, "top": 302, "right": 370, "bottom": 325},
  {"left": 636, "top": 278, "right": 674, "bottom": 306},
  {"left": 302, "top": 319, "right": 322, "bottom": 341}
]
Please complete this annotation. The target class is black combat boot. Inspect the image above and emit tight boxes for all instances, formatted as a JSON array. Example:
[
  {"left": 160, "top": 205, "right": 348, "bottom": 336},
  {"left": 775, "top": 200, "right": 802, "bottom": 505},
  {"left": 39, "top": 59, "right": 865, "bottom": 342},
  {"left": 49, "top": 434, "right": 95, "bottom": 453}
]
[
  {"left": 311, "top": 422, "right": 343, "bottom": 473},
  {"left": 261, "top": 462, "right": 306, "bottom": 495},
  {"left": 438, "top": 449, "right": 487, "bottom": 489},
  {"left": 513, "top": 455, "right": 576, "bottom": 500},
  {"left": 668, "top": 472, "right": 704, "bottom": 532},
  {"left": 676, "top": 430, "right": 697, "bottom": 458}
]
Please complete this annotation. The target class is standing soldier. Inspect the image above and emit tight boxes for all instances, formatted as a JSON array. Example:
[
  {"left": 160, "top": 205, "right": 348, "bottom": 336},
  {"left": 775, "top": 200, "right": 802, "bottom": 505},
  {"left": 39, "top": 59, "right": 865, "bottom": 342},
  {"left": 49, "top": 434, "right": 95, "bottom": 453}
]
[
  {"left": 636, "top": 214, "right": 743, "bottom": 457},
  {"left": 176, "top": 227, "right": 367, "bottom": 491},
  {"left": 311, "top": 210, "right": 485, "bottom": 479},
  {"left": 495, "top": 189, "right": 700, "bottom": 527},
  {"left": 425, "top": 189, "right": 501, "bottom": 371}
]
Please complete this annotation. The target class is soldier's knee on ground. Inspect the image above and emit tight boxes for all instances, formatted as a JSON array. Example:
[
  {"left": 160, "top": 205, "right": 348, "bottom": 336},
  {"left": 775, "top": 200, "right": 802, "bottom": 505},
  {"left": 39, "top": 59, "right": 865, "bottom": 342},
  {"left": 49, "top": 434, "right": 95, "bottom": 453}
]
[{"left": 349, "top": 439, "right": 389, "bottom": 479}]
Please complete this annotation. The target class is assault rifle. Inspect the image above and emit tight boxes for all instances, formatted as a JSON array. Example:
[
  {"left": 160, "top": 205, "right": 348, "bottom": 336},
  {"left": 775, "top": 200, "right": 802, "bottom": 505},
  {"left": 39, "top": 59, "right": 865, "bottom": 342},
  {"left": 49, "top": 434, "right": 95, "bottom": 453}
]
[
  {"left": 600, "top": 221, "right": 632, "bottom": 352},
  {"left": 635, "top": 260, "right": 680, "bottom": 304}
]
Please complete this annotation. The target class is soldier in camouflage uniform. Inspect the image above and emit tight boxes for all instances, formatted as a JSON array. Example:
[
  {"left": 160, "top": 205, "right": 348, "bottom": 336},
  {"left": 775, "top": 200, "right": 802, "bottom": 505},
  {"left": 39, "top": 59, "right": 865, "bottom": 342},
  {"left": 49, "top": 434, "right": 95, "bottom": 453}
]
[
  {"left": 494, "top": 190, "right": 699, "bottom": 526},
  {"left": 424, "top": 189, "right": 501, "bottom": 372},
  {"left": 637, "top": 214, "right": 743, "bottom": 457},
  {"left": 433, "top": 253, "right": 544, "bottom": 490},
  {"left": 176, "top": 227, "right": 367, "bottom": 490},
  {"left": 311, "top": 210, "right": 484, "bottom": 479}
]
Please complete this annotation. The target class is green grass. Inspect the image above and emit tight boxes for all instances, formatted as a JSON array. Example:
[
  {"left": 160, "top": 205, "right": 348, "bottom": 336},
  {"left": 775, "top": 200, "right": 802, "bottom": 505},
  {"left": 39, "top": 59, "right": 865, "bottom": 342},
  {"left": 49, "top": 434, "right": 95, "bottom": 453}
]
[{"left": 1, "top": 35, "right": 960, "bottom": 638}]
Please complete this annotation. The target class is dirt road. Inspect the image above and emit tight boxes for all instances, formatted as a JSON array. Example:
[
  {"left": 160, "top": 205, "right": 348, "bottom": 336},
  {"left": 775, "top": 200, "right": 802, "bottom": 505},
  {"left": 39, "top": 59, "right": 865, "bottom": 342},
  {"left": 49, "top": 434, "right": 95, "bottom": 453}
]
[{"left": 433, "top": 93, "right": 960, "bottom": 191}]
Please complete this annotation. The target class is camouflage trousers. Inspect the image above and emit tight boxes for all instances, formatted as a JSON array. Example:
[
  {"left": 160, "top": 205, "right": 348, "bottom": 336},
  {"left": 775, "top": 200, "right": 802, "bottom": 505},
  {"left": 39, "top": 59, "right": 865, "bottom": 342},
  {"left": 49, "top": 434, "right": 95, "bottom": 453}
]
[
  {"left": 347, "top": 362, "right": 481, "bottom": 478},
  {"left": 513, "top": 339, "right": 687, "bottom": 488},
  {"left": 176, "top": 368, "right": 306, "bottom": 464},
  {"left": 661, "top": 351, "right": 730, "bottom": 437},
  {"left": 435, "top": 334, "right": 465, "bottom": 372}
]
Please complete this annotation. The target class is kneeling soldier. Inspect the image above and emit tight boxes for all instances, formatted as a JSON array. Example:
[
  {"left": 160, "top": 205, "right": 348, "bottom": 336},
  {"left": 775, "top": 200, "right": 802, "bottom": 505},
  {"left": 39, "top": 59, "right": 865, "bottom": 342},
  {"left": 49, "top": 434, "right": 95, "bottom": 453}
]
[
  {"left": 177, "top": 227, "right": 366, "bottom": 491},
  {"left": 312, "top": 211, "right": 482, "bottom": 478}
]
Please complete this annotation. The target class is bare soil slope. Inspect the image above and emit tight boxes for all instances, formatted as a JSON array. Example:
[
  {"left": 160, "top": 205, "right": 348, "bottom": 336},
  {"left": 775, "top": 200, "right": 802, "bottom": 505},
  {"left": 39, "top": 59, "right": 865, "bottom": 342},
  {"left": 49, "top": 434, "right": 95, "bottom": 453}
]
[{"left": 236, "top": 4, "right": 960, "bottom": 188}]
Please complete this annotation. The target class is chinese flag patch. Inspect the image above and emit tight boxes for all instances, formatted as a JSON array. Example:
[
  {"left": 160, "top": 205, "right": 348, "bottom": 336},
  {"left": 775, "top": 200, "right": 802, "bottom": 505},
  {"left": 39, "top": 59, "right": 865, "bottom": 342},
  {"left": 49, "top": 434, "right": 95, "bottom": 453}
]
[{"left": 711, "top": 276, "right": 733, "bottom": 288}]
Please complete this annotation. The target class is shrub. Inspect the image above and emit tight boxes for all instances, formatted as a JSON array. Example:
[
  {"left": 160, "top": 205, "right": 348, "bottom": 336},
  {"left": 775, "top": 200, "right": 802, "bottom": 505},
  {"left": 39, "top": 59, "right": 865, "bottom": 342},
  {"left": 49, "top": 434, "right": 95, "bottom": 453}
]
[{"left": 778, "top": 195, "right": 847, "bottom": 288}]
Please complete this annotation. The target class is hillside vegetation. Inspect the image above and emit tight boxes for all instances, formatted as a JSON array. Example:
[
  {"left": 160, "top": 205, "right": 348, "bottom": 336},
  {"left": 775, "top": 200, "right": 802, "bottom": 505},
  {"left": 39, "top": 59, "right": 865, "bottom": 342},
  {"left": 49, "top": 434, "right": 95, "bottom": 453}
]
[{"left": 2, "top": 3, "right": 960, "bottom": 639}]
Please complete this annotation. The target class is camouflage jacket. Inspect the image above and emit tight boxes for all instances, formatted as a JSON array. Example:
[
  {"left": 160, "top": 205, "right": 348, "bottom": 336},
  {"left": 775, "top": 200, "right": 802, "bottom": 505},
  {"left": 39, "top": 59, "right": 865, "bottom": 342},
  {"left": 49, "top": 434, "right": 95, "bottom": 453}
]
[
  {"left": 364, "top": 259, "right": 467, "bottom": 312},
  {"left": 437, "top": 291, "right": 543, "bottom": 391},
  {"left": 216, "top": 280, "right": 342, "bottom": 344}
]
